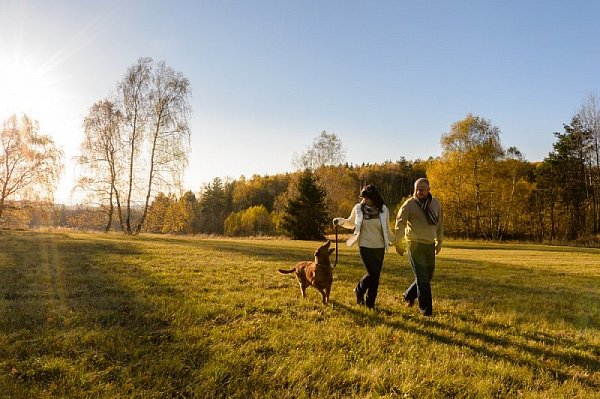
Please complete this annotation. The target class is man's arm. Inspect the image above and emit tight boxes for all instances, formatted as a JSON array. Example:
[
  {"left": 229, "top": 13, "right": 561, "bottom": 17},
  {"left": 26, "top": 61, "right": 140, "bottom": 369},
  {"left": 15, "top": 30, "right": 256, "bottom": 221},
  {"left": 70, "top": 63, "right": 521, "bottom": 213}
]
[
  {"left": 394, "top": 202, "right": 409, "bottom": 255},
  {"left": 435, "top": 203, "right": 444, "bottom": 254}
]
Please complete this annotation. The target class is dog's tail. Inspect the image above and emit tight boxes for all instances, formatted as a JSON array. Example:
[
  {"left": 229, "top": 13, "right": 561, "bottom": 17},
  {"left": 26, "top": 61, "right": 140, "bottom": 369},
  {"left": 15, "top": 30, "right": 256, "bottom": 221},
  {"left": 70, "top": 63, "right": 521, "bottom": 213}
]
[{"left": 278, "top": 268, "right": 295, "bottom": 274}]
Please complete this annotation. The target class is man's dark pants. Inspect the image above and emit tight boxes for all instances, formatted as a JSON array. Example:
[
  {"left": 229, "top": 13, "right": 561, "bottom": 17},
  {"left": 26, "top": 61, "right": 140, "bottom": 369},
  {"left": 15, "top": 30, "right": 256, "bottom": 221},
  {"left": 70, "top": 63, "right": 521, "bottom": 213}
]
[{"left": 403, "top": 242, "right": 436, "bottom": 316}]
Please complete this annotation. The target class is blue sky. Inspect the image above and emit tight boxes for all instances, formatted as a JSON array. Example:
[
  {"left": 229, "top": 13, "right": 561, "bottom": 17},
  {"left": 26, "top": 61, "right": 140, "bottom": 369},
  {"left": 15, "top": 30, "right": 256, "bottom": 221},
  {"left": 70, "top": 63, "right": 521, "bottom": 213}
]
[{"left": 2, "top": 1, "right": 600, "bottom": 203}]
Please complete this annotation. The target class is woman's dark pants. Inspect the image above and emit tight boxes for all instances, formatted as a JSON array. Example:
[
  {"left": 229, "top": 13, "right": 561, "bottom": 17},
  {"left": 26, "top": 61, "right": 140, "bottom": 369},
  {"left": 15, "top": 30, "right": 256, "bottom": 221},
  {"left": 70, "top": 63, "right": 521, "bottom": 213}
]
[
  {"left": 357, "top": 247, "right": 385, "bottom": 308},
  {"left": 403, "top": 242, "right": 436, "bottom": 316}
]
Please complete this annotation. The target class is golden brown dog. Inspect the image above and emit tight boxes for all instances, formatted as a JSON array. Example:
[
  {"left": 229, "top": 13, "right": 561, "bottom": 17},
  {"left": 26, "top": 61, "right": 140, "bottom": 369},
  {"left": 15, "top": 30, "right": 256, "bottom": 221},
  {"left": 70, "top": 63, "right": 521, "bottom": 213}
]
[{"left": 278, "top": 241, "right": 335, "bottom": 304}]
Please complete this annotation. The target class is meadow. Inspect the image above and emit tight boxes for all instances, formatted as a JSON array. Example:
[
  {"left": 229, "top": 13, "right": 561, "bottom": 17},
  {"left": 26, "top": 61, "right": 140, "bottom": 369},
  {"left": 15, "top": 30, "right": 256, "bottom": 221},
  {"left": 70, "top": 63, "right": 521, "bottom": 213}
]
[{"left": 0, "top": 230, "right": 598, "bottom": 398}]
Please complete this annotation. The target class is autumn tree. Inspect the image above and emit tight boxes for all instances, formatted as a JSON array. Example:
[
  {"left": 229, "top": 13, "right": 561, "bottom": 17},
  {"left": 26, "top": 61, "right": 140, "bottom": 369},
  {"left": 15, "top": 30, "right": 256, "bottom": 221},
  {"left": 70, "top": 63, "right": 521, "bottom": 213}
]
[
  {"left": 175, "top": 191, "right": 200, "bottom": 234},
  {"left": 0, "top": 114, "right": 63, "bottom": 221},
  {"left": 144, "top": 192, "right": 174, "bottom": 233},
  {"left": 231, "top": 174, "right": 290, "bottom": 212},
  {"left": 224, "top": 205, "right": 273, "bottom": 236},
  {"left": 435, "top": 114, "right": 505, "bottom": 238},
  {"left": 316, "top": 165, "right": 357, "bottom": 221}
]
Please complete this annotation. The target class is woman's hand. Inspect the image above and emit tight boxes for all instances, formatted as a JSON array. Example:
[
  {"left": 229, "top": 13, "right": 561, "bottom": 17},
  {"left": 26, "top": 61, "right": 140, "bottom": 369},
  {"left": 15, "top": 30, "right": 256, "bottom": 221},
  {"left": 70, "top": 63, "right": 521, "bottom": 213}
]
[
  {"left": 333, "top": 218, "right": 344, "bottom": 226},
  {"left": 395, "top": 244, "right": 405, "bottom": 256},
  {"left": 394, "top": 240, "right": 406, "bottom": 256}
]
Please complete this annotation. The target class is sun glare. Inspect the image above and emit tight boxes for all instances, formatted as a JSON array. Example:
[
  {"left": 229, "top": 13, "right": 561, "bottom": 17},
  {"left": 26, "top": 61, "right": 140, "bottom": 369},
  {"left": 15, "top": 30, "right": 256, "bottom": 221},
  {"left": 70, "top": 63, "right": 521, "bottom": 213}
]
[
  {"left": 0, "top": 57, "right": 55, "bottom": 120},
  {"left": 0, "top": 55, "right": 75, "bottom": 202}
]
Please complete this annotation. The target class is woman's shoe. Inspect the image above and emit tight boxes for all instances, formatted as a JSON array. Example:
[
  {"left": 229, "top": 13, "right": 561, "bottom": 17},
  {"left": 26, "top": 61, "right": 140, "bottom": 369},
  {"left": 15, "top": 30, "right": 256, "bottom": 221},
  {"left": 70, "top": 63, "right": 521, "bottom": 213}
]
[{"left": 354, "top": 287, "right": 365, "bottom": 305}]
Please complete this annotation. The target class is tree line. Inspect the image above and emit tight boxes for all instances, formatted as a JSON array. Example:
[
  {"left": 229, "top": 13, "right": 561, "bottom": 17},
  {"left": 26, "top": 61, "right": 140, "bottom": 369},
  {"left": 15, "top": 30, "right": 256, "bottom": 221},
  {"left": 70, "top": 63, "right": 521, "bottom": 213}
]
[{"left": 1, "top": 57, "right": 600, "bottom": 244}]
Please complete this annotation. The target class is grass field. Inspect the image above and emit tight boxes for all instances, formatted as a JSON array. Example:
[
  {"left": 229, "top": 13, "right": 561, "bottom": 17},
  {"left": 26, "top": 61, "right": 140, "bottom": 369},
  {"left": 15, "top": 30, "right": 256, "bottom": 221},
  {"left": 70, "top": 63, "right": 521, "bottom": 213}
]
[{"left": 0, "top": 231, "right": 599, "bottom": 398}]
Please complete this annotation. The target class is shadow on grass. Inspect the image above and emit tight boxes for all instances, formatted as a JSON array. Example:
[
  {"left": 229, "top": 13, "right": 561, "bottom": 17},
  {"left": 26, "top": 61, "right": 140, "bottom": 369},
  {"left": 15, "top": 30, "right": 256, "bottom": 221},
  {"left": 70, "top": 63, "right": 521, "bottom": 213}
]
[
  {"left": 0, "top": 231, "right": 205, "bottom": 396},
  {"left": 331, "top": 300, "right": 600, "bottom": 391},
  {"left": 384, "top": 254, "right": 600, "bottom": 328},
  {"left": 413, "top": 314, "right": 600, "bottom": 390},
  {"left": 385, "top": 254, "right": 600, "bottom": 386},
  {"left": 143, "top": 235, "right": 355, "bottom": 267}
]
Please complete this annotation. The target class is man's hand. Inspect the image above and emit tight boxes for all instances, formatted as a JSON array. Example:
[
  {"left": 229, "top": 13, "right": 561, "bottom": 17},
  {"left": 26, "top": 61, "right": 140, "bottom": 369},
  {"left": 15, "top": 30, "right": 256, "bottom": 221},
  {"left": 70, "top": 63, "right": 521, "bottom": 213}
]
[
  {"left": 435, "top": 242, "right": 442, "bottom": 255},
  {"left": 333, "top": 217, "right": 344, "bottom": 226}
]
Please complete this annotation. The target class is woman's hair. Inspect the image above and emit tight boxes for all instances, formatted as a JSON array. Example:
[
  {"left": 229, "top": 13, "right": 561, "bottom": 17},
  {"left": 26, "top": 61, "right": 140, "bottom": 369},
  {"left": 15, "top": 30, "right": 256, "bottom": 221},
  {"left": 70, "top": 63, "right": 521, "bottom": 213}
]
[{"left": 360, "top": 184, "right": 385, "bottom": 212}]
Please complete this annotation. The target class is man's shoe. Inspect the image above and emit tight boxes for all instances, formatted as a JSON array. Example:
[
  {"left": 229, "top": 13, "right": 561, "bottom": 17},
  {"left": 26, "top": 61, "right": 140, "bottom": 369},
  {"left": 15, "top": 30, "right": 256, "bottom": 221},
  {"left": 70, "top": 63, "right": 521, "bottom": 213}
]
[
  {"left": 403, "top": 295, "right": 415, "bottom": 308},
  {"left": 354, "top": 287, "right": 365, "bottom": 305}
]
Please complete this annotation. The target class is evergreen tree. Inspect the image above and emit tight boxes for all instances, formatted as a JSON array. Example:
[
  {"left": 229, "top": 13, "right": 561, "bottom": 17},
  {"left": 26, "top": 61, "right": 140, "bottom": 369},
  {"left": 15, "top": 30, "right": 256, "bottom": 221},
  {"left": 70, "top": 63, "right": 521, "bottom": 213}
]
[
  {"left": 540, "top": 116, "right": 592, "bottom": 240},
  {"left": 198, "top": 177, "right": 227, "bottom": 234},
  {"left": 281, "top": 169, "right": 329, "bottom": 240}
]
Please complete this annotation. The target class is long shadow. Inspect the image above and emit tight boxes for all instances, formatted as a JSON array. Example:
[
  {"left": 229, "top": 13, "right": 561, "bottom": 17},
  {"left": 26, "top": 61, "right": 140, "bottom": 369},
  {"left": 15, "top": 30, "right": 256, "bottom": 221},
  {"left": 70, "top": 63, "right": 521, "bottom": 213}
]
[
  {"left": 402, "top": 316, "right": 600, "bottom": 390},
  {"left": 331, "top": 300, "right": 600, "bottom": 391},
  {"left": 383, "top": 254, "right": 600, "bottom": 329},
  {"left": 145, "top": 235, "right": 352, "bottom": 266},
  {"left": 0, "top": 231, "right": 206, "bottom": 396}
]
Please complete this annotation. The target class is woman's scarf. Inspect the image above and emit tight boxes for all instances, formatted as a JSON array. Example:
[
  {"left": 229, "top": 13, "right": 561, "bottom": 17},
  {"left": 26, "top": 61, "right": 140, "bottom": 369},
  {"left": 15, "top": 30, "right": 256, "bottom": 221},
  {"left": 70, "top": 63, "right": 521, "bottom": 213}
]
[
  {"left": 361, "top": 203, "right": 380, "bottom": 220},
  {"left": 348, "top": 203, "right": 391, "bottom": 249},
  {"left": 415, "top": 193, "right": 438, "bottom": 225}
]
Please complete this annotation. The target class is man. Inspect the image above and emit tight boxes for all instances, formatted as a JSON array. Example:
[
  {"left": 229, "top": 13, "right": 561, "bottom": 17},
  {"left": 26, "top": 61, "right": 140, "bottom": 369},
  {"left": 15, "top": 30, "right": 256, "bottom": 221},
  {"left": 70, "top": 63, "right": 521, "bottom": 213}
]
[{"left": 395, "top": 178, "right": 443, "bottom": 316}]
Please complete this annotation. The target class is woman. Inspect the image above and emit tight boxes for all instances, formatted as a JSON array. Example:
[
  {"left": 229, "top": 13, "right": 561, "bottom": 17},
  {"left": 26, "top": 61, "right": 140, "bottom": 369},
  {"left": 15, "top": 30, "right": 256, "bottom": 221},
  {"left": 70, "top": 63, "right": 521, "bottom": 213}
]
[{"left": 333, "top": 185, "right": 395, "bottom": 309}]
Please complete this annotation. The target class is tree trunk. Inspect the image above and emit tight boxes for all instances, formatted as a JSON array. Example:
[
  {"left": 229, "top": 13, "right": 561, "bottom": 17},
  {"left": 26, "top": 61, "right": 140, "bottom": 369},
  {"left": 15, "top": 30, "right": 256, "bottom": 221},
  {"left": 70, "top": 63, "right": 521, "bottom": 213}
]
[
  {"left": 104, "top": 185, "right": 114, "bottom": 232},
  {"left": 500, "top": 174, "right": 517, "bottom": 241},
  {"left": 125, "top": 115, "right": 138, "bottom": 235},
  {"left": 135, "top": 120, "right": 160, "bottom": 234}
]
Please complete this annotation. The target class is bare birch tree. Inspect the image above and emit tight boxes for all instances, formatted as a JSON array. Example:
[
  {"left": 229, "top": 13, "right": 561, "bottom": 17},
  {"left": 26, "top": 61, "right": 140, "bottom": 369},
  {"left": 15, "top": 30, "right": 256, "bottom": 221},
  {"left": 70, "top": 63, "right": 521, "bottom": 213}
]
[
  {"left": 76, "top": 57, "right": 192, "bottom": 234},
  {"left": 77, "top": 100, "right": 124, "bottom": 231},
  {"left": 293, "top": 131, "right": 346, "bottom": 171},
  {"left": 134, "top": 61, "right": 191, "bottom": 233},
  {"left": 578, "top": 94, "right": 600, "bottom": 234},
  {"left": 119, "top": 57, "right": 152, "bottom": 234}
]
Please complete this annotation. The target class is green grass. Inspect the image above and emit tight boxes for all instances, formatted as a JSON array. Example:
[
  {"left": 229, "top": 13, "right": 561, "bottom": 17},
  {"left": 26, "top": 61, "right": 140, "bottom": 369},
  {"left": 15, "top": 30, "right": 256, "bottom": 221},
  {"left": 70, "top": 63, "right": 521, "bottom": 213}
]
[{"left": 0, "top": 231, "right": 599, "bottom": 398}]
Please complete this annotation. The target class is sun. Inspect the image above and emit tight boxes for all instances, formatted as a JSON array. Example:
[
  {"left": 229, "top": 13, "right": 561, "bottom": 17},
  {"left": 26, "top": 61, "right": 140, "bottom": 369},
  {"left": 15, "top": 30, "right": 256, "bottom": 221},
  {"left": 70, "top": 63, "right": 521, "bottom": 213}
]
[{"left": 0, "top": 57, "right": 55, "bottom": 120}]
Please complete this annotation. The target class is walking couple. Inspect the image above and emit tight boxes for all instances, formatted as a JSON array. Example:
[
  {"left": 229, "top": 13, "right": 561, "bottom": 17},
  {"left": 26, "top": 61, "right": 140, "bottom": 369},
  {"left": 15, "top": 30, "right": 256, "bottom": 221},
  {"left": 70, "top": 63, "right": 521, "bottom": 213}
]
[{"left": 332, "top": 178, "right": 443, "bottom": 316}]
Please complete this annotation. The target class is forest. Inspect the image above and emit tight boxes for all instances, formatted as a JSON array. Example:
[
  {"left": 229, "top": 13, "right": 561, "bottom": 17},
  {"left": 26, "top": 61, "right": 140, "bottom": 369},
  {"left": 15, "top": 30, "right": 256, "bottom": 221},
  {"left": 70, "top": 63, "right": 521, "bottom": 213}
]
[{"left": 2, "top": 110, "right": 600, "bottom": 245}]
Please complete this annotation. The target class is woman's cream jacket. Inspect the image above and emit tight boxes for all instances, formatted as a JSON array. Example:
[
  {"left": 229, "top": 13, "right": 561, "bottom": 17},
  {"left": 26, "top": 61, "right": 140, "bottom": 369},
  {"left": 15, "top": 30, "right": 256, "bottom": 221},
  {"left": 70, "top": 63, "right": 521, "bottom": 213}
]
[{"left": 335, "top": 203, "right": 395, "bottom": 250}]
